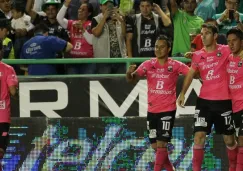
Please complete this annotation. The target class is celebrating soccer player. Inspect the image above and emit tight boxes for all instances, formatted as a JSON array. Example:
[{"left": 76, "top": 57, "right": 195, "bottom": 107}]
[
  {"left": 226, "top": 28, "right": 243, "bottom": 170},
  {"left": 0, "top": 41, "right": 18, "bottom": 170},
  {"left": 126, "top": 35, "right": 189, "bottom": 171},
  {"left": 177, "top": 24, "right": 238, "bottom": 171}
]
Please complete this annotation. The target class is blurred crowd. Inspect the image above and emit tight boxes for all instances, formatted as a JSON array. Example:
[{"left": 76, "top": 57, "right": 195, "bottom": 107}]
[{"left": 0, "top": 0, "right": 242, "bottom": 75}]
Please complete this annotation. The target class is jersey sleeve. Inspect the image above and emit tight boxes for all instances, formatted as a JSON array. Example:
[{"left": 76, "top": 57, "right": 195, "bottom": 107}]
[
  {"left": 7, "top": 67, "right": 18, "bottom": 87},
  {"left": 126, "top": 16, "right": 134, "bottom": 33},
  {"left": 177, "top": 61, "right": 189, "bottom": 75},
  {"left": 136, "top": 60, "right": 150, "bottom": 77},
  {"left": 47, "top": 36, "right": 67, "bottom": 53}
]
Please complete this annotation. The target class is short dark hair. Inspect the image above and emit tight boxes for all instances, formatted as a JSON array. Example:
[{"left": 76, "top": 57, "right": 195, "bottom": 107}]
[
  {"left": 227, "top": 28, "right": 243, "bottom": 40},
  {"left": 11, "top": 2, "right": 25, "bottom": 14},
  {"left": 156, "top": 35, "right": 172, "bottom": 48},
  {"left": 140, "top": 0, "right": 153, "bottom": 5},
  {"left": 0, "top": 19, "right": 10, "bottom": 30},
  {"left": 34, "top": 23, "right": 49, "bottom": 34},
  {"left": 201, "top": 23, "right": 218, "bottom": 35}
]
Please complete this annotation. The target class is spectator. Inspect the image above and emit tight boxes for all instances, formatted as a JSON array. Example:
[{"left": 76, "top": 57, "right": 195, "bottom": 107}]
[
  {"left": 57, "top": 0, "right": 95, "bottom": 74},
  {"left": 213, "top": 0, "right": 243, "bottom": 34},
  {"left": 170, "top": 0, "right": 204, "bottom": 56},
  {"left": 20, "top": 23, "right": 73, "bottom": 75},
  {"left": 26, "top": 0, "right": 69, "bottom": 40},
  {"left": 191, "top": 19, "right": 227, "bottom": 52},
  {"left": 11, "top": 2, "right": 34, "bottom": 59},
  {"left": 0, "top": 0, "right": 11, "bottom": 19},
  {"left": 126, "top": 0, "right": 172, "bottom": 58},
  {"left": 194, "top": 0, "right": 216, "bottom": 21},
  {"left": 92, "top": 0, "right": 127, "bottom": 74},
  {"left": 0, "top": 19, "right": 14, "bottom": 59}
]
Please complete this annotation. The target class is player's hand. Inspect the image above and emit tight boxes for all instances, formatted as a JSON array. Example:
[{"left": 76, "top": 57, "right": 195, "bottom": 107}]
[
  {"left": 177, "top": 94, "right": 185, "bottom": 108},
  {"left": 184, "top": 52, "right": 193, "bottom": 59},
  {"left": 64, "top": 0, "right": 72, "bottom": 7},
  {"left": 153, "top": 3, "right": 163, "bottom": 14},
  {"left": 234, "top": 11, "right": 240, "bottom": 22},
  {"left": 127, "top": 65, "right": 137, "bottom": 74},
  {"left": 104, "top": 9, "right": 112, "bottom": 19},
  {"left": 220, "top": 9, "right": 229, "bottom": 22}
]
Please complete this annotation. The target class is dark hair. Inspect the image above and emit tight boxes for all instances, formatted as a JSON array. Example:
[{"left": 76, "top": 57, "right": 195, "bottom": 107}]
[
  {"left": 11, "top": 2, "right": 25, "bottom": 14},
  {"left": 227, "top": 28, "right": 243, "bottom": 40},
  {"left": 205, "top": 18, "right": 217, "bottom": 24},
  {"left": 82, "top": 3, "right": 94, "bottom": 20},
  {"left": 140, "top": 0, "right": 153, "bottom": 5},
  {"left": 44, "top": 4, "right": 59, "bottom": 11},
  {"left": 156, "top": 35, "right": 172, "bottom": 48},
  {"left": 0, "top": 19, "right": 10, "bottom": 30},
  {"left": 201, "top": 23, "right": 218, "bottom": 35},
  {"left": 0, "top": 40, "right": 2, "bottom": 60},
  {"left": 34, "top": 23, "right": 49, "bottom": 34}
]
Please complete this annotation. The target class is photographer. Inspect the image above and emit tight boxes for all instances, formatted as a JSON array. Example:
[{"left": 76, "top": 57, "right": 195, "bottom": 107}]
[
  {"left": 213, "top": 0, "right": 243, "bottom": 34},
  {"left": 91, "top": 0, "right": 127, "bottom": 74}
]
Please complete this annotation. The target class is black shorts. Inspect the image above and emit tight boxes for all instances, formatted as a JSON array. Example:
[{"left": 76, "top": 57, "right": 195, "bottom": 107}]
[
  {"left": 147, "top": 110, "right": 176, "bottom": 144},
  {"left": 0, "top": 123, "right": 10, "bottom": 151},
  {"left": 194, "top": 98, "right": 234, "bottom": 135},
  {"left": 233, "top": 110, "right": 243, "bottom": 137}
]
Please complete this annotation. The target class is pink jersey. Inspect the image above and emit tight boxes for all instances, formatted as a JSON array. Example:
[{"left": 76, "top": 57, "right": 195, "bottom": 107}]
[
  {"left": 67, "top": 20, "right": 93, "bottom": 58},
  {"left": 136, "top": 58, "right": 189, "bottom": 113},
  {"left": 0, "top": 62, "right": 18, "bottom": 123},
  {"left": 191, "top": 44, "right": 231, "bottom": 100},
  {"left": 226, "top": 54, "right": 243, "bottom": 113}
]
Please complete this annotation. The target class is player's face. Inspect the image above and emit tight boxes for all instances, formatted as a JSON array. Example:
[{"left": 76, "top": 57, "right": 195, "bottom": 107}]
[
  {"left": 78, "top": 4, "right": 89, "bottom": 20},
  {"left": 201, "top": 27, "right": 217, "bottom": 47},
  {"left": 183, "top": 0, "right": 197, "bottom": 13},
  {"left": 227, "top": 34, "right": 243, "bottom": 55},
  {"left": 0, "top": 0, "right": 11, "bottom": 13},
  {"left": 0, "top": 28, "right": 8, "bottom": 39},
  {"left": 140, "top": 1, "right": 152, "bottom": 18},
  {"left": 155, "top": 40, "right": 170, "bottom": 59},
  {"left": 45, "top": 5, "right": 58, "bottom": 20}
]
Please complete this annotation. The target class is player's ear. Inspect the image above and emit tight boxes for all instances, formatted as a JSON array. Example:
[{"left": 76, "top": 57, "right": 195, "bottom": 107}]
[{"left": 214, "top": 33, "right": 218, "bottom": 40}]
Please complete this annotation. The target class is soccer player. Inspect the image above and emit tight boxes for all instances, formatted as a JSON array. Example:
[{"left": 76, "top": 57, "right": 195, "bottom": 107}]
[
  {"left": 126, "top": 35, "right": 189, "bottom": 171},
  {"left": 0, "top": 41, "right": 18, "bottom": 170},
  {"left": 226, "top": 28, "right": 243, "bottom": 170},
  {"left": 177, "top": 23, "right": 237, "bottom": 171}
]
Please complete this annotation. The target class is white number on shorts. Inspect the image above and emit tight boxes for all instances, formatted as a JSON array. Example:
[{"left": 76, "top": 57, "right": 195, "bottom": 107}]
[
  {"left": 230, "top": 75, "right": 235, "bottom": 85},
  {"left": 162, "top": 121, "right": 170, "bottom": 131},
  {"left": 224, "top": 116, "right": 232, "bottom": 125},
  {"left": 206, "top": 69, "right": 214, "bottom": 80},
  {"left": 156, "top": 81, "right": 164, "bottom": 89}
]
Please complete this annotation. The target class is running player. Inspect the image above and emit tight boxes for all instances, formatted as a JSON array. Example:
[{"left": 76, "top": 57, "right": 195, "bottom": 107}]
[
  {"left": 177, "top": 23, "right": 237, "bottom": 171},
  {"left": 126, "top": 35, "right": 189, "bottom": 171},
  {"left": 0, "top": 41, "right": 18, "bottom": 170},
  {"left": 226, "top": 28, "right": 243, "bottom": 170}
]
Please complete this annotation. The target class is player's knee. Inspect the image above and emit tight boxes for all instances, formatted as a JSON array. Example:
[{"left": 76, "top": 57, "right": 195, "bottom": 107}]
[
  {"left": 157, "top": 140, "right": 167, "bottom": 148},
  {"left": 194, "top": 132, "right": 206, "bottom": 145},
  {"left": 223, "top": 135, "right": 236, "bottom": 147},
  {"left": 151, "top": 143, "right": 157, "bottom": 151},
  {"left": 238, "top": 136, "right": 243, "bottom": 147}
]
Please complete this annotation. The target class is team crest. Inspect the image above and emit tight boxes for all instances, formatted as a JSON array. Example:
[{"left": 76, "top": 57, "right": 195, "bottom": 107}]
[
  {"left": 168, "top": 66, "right": 173, "bottom": 72},
  {"left": 216, "top": 52, "right": 222, "bottom": 57}
]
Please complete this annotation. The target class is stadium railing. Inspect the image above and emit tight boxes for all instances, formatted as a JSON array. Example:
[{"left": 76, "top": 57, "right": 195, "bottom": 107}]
[{"left": 2, "top": 57, "right": 191, "bottom": 77}]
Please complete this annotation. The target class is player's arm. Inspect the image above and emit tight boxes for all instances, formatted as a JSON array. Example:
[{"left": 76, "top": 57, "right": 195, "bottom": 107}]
[
  {"left": 169, "top": 0, "right": 178, "bottom": 17},
  {"left": 177, "top": 68, "right": 197, "bottom": 107},
  {"left": 25, "top": 0, "right": 38, "bottom": 22},
  {"left": 126, "top": 65, "right": 141, "bottom": 84},
  {"left": 9, "top": 86, "right": 18, "bottom": 99}
]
